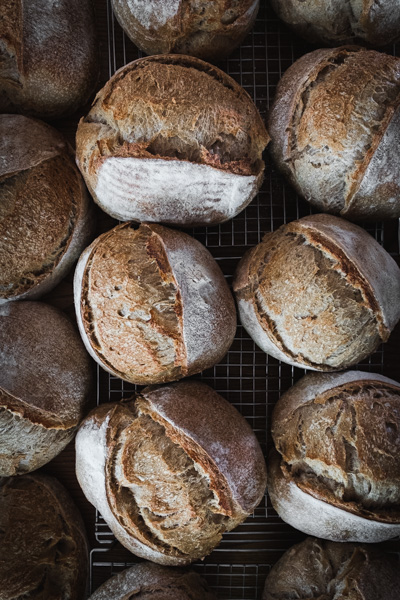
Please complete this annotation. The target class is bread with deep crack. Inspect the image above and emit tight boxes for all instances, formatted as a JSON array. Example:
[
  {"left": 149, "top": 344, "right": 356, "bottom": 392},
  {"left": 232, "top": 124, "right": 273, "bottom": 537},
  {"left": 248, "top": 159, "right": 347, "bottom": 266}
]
[
  {"left": 233, "top": 214, "right": 400, "bottom": 371},
  {"left": 268, "top": 46, "right": 400, "bottom": 220},
  {"left": 75, "top": 380, "right": 267, "bottom": 565},
  {"left": 268, "top": 371, "right": 400, "bottom": 542}
]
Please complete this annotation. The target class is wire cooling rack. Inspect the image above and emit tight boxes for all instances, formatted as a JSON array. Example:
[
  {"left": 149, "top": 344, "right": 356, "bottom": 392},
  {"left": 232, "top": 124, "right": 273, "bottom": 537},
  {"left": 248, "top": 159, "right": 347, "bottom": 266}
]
[{"left": 72, "top": 1, "right": 400, "bottom": 597}]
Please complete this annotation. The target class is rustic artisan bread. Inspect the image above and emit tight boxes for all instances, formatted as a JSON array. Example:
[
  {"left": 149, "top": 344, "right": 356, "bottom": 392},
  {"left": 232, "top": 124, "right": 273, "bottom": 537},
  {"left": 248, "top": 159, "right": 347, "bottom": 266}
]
[
  {"left": 268, "top": 370, "right": 400, "bottom": 543},
  {"left": 74, "top": 222, "right": 236, "bottom": 384},
  {"left": 268, "top": 46, "right": 400, "bottom": 220},
  {"left": 0, "top": 0, "right": 98, "bottom": 119},
  {"left": 76, "top": 54, "right": 269, "bottom": 226},
  {"left": 0, "top": 472, "right": 88, "bottom": 600},
  {"left": 233, "top": 214, "right": 400, "bottom": 371},
  {"left": 111, "top": 0, "right": 259, "bottom": 61},
  {"left": 0, "top": 115, "right": 93, "bottom": 303},
  {"left": 0, "top": 301, "right": 93, "bottom": 476},
  {"left": 270, "top": 0, "right": 400, "bottom": 47},
  {"left": 76, "top": 380, "right": 267, "bottom": 565},
  {"left": 263, "top": 537, "right": 400, "bottom": 600},
  {"left": 88, "top": 562, "right": 217, "bottom": 600}
]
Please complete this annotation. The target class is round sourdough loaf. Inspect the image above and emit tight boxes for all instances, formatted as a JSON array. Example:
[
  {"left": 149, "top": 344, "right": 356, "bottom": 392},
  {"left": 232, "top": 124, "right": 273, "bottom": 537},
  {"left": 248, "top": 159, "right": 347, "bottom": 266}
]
[
  {"left": 0, "top": 115, "right": 94, "bottom": 303},
  {"left": 74, "top": 222, "right": 236, "bottom": 384},
  {"left": 0, "top": 301, "right": 93, "bottom": 476},
  {"left": 75, "top": 380, "right": 267, "bottom": 565},
  {"left": 233, "top": 214, "right": 400, "bottom": 371},
  {"left": 268, "top": 371, "right": 400, "bottom": 543},
  {"left": 0, "top": 472, "right": 88, "bottom": 600},
  {"left": 88, "top": 562, "right": 216, "bottom": 599},
  {"left": 268, "top": 46, "right": 400, "bottom": 220},
  {"left": 263, "top": 537, "right": 400, "bottom": 600},
  {"left": 111, "top": 0, "right": 259, "bottom": 61},
  {"left": 270, "top": 0, "right": 400, "bottom": 47},
  {"left": 76, "top": 54, "right": 269, "bottom": 226},
  {"left": 0, "top": 0, "right": 98, "bottom": 119}
]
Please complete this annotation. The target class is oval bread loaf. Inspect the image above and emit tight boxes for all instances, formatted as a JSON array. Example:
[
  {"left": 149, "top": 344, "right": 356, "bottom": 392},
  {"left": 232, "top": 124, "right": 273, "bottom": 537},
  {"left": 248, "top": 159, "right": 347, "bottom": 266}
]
[
  {"left": 0, "top": 0, "right": 98, "bottom": 119},
  {"left": 270, "top": 0, "right": 400, "bottom": 47},
  {"left": 111, "top": 0, "right": 259, "bottom": 61},
  {"left": 0, "top": 472, "right": 88, "bottom": 600},
  {"left": 268, "top": 371, "right": 400, "bottom": 543},
  {"left": 76, "top": 54, "right": 269, "bottom": 226},
  {"left": 0, "top": 301, "right": 93, "bottom": 476},
  {"left": 74, "top": 222, "right": 236, "bottom": 385},
  {"left": 0, "top": 114, "right": 94, "bottom": 303},
  {"left": 263, "top": 537, "right": 400, "bottom": 600},
  {"left": 233, "top": 214, "right": 400, "bottom": 371},
  {"left": 268, "top": 46, "right": 400, "bottom": 220},
  {"left": 88, "top": 562, "right": 217, "bottom": 600},
  {"left": 76, "top": 380, "right": 267, "bottom": 565}
]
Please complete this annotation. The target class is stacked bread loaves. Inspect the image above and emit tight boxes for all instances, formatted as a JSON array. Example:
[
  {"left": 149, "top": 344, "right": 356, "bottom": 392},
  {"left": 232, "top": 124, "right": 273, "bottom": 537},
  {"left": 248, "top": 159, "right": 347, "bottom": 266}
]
[
  {"left": 233, "top": 214, "right": 400, "bottom": 371},
  {"left": 76, "top": 54, "right": 269, "bottom": 226},
  {"left": 268, "top": 47, "right": 400, "bottom": 220},
  {"left": 0, "top": 115, "right": 93, "bottom": 303},
  {"left": 268, "top": 371, "right": 400, "bottom": 542},
  {"left": 76, "top": 381, "right": 267, "bottom": 565}
]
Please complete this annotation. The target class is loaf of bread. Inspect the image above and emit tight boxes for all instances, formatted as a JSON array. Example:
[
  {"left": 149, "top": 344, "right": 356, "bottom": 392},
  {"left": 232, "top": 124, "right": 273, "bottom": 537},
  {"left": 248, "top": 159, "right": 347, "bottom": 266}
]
[
  {"left": 76, "top": 380, "right": 267, "bottom": 565},
  {"left": 76, "top": 54, "right": 269, "bottom": 226},
  {"left": 88, "top": 562, "right": 217, "bottom": 600},
  {"left": 0, "top": 472, "right": 88, "bottom": 600},
  {"left": 263, "top": 537, "right": 400, "bottom": 600},
  {"left": 233, "top": 214, "right": 400, "bottom": 371},
  {"left": 0, "top": 301, "right": 93, "bottom": 476},
  {"left": 270, "top": 0, "right": 400, "bottom": 47},
  {"left": 0, "top": 0, "right": 98, "bottom": 119},
  {"left": 268, "top": 370, "right": 400, "bottom": 543},
  {"left": 0, "top": 115, "right": 93, "bottom": 303},
  {"left": 111, "top": 0, "right": 259, "bottom": 61},
  {"left": 268, "top": 47, "right": 400, "bottom": 220},
  {"left": 74, "top": 222, "right": 236, "bottom": 384}
]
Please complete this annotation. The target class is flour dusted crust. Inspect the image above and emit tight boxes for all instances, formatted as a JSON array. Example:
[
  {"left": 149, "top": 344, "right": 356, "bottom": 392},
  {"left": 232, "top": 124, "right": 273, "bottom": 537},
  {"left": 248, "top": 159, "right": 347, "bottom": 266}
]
[
  {"left": 0, "top": 301, "right": 93, "bottom": 476},
  {"left": 74, "top": 222, "right": 236, "bottom": 385},
  {"left": 0, "top": 0, "right": 98, "bottom": 118},
  {"left": 76, "top": 54, "right": 269, "bottom": 226},
  {"left": 0, "top": 115, "right": 94, "bottom": 303},
  {"left": 268, "top": 371, "right": 400, "bottom": 542},
  {"left": 268, "top": 47, "right": 400, "bottom": 220},
  {"left": 111, "top": 0, "right": 259, "bottom": 61},
  {"left": 233, "top": 214, "right": 400, "bottom": 371},
  {"left": 270, "top": 0, "right": 400, "bottom": 47},
  {"left": 0, "top": 473, "right": 88, "bottom": 600},
  {"left": 75, "top": 381, "right": 267, "bottom": 565},
  {"left": 263, "top": 537, "right": 400, "bottom": 600},
  {"left": 88, "top": 562, "right": 217, "bottom": 599}
]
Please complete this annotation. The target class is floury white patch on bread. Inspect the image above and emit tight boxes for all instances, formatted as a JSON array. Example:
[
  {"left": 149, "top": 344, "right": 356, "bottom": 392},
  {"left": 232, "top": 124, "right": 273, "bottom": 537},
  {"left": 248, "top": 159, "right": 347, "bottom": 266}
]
[
  {"left": 76, "top": 54, "right": 269, "bottom": 227},
  {"left": 268, "top": 371, "right": 400, "bottom": 543},
  {"left": 74, "top": 222, "right": 236, "bottom": 385},
  {"left": 75, "top": 381, "right": 267, "bottom": 565}
]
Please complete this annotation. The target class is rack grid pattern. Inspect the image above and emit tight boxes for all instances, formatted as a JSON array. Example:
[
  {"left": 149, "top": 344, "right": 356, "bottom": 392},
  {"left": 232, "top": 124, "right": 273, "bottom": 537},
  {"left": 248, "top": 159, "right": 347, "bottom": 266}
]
[{"left": 89, "top": 1, "right": 400, "bottom": 597}]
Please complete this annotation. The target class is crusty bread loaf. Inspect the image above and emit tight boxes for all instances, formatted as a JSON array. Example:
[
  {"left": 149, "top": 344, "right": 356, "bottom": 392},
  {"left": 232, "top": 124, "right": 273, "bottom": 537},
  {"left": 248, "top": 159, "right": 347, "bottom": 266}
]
[
  {"left": 74, "top": 222, "right": 236, "bottom": 385},
  {"left": 0, "top": 0, "right": 98, "bottom": 119},
  {"left": 268, "top": 47, "right": 400, "bottom": 220},
  {"left": 88, "top": 562, "right": 216, "bottom": 599},
  {"left": 0, "top": 301, "right": 93, "bottom": 476},
  {"left": 0, "top": 115, "right": 94, "bottom": 303},
  {"left": 263, "top": 537, "right": 400, "bottom": 600},
  {"left": 233, "top": 214, "right": 400, "bottom": 371},
  {"left": 0, "top": 472, "right": 88, "bottom": 600},
  {"left": 270, "top": 0, "right": 400, "bottom": 47},
  {"left": 76, "top": 380, "right": 267, "bottom": 565},
  {"left": 268, "top": 370, "right": 400, "bottom": 543},
  {"left": 76, "top": 54, "right": 269, "bottom": 226},
  {"left": 111, "top": 0, "right": 259, "bottom": 61}
]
